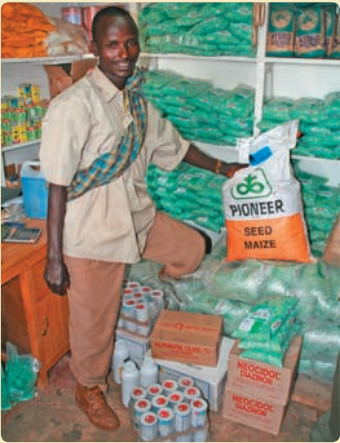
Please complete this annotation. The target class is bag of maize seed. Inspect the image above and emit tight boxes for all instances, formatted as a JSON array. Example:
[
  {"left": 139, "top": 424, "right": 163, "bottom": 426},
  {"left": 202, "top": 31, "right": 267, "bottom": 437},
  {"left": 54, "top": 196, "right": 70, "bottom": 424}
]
[{"left": 223, "top": 120, "right": 314, "bottom": 263}]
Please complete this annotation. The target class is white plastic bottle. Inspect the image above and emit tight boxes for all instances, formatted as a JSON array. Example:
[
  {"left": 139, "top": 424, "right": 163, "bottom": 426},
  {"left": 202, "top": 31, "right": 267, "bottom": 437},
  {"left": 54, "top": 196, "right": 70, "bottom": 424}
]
[
  {"left": 121, "top": 360, "right": 140, "bottom": 407},
  {"left": 140, "top": 357, "right": 158, "bottom": 388},
  {"left": 112, "top": 340, "right": 129, "bottom": 385}
]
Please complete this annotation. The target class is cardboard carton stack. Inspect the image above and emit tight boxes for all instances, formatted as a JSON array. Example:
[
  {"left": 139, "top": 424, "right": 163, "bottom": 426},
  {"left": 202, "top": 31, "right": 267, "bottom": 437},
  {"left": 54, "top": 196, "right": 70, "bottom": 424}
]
[{"left": 222, "top": 335, "right": 302, "bottom": 436}]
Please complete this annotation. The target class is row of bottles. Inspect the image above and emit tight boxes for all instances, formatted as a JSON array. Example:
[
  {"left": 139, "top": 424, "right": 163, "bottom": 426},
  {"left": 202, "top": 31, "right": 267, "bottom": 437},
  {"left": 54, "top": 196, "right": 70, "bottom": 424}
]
[{"left": 112, "top": 340, "right": 158, "bottom": 407}]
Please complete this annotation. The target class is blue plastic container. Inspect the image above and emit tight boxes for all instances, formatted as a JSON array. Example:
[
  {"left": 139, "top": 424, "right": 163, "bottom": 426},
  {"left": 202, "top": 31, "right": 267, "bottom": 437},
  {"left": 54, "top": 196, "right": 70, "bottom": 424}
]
[{"left": 21, "top": 161, "right": 48, "bottom": 219}]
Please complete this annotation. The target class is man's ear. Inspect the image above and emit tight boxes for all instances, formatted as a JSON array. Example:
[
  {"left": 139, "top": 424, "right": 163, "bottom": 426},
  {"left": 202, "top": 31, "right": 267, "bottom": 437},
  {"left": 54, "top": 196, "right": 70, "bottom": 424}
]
[{"left": 90, "top": 40, "right": 98, "bottom": 57}]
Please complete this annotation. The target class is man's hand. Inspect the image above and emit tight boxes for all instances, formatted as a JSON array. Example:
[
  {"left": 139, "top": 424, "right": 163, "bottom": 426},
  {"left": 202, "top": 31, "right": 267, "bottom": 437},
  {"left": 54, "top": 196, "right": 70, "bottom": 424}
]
[
  {"left": 220, "top": 162, "right": 248, "bottom": 179},
  {"left": 44, "top": 257, "right": 70, "bottom": 296}
]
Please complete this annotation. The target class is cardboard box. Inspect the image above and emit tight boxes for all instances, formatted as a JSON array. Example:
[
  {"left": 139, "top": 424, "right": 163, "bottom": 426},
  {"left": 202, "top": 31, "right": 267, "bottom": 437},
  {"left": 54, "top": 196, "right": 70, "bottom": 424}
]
[
  {"left": 44, "top": 59, "right": 96, "bottom": 98},
  {"left": 115, "top": 328, "right": 151, "bottom": 368},
  {"left": 149, "top": 337, "right": 234, "bottom": 412},
  {"left": 222, "top": 386, "right": 287, "bottom": 436},
  {"left": 227, "top": 335, "right": 302, "bottom": 405},
  {"left": 150, "top": 310, "right": 223, "bottom": 367}
]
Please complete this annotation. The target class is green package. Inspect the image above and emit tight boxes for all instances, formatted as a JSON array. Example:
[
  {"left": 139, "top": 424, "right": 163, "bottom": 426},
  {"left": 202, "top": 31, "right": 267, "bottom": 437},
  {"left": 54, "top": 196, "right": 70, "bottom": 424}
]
[
  {"left": 295, "top": 5, "right": 326, "bottom": 58},
  {"left": 267, "top": 3, "right": 296, "bottom": 57}
]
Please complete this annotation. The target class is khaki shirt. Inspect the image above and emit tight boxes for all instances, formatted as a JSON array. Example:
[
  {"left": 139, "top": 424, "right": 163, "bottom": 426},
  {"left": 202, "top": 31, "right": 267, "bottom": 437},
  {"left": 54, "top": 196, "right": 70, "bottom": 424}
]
[{"left": 40, "top": 66, "right": 189, "bottom": 263}]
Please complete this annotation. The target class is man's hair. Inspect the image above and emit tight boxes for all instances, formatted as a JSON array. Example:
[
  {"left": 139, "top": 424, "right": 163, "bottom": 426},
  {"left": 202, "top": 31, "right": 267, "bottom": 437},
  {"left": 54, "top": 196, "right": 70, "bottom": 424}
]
[{"left": 92, "top": 6, "right": 138, "bottom": 43}]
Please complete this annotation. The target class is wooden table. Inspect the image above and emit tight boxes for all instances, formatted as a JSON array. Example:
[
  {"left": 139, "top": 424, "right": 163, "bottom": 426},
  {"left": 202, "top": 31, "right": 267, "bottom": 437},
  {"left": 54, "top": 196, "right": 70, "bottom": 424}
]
[{"left": 1, "top": 219, "right": 70, "bottom": 389}]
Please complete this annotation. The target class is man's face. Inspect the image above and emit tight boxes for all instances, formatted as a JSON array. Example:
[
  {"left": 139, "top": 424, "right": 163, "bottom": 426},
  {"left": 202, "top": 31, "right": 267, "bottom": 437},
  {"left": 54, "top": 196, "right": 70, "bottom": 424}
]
[{"left": 91, "top": 15, "right": 140, "bottom": 89}]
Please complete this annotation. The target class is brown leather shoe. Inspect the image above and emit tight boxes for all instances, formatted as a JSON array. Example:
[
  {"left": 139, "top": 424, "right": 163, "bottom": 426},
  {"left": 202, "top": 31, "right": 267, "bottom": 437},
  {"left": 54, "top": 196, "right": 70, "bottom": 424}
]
[{"left": 75, "top": 383, "right": 120, "bottom": 431}]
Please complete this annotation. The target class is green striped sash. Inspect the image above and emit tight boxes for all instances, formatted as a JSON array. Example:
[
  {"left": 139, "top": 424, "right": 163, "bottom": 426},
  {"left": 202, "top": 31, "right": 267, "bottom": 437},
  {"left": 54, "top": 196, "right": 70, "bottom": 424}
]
[{"left": 67, "top": 68, "right": 146, "bottom": 201}]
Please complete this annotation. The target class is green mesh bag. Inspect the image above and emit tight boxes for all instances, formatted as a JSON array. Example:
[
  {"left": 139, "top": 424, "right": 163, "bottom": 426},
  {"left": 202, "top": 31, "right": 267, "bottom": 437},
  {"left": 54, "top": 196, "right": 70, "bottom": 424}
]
[
  {"left": 5, "top": 342, "right": 41, "bottom": 403},
  {"left": 1, "top": 363, "right": 12, "bottom": 411}
]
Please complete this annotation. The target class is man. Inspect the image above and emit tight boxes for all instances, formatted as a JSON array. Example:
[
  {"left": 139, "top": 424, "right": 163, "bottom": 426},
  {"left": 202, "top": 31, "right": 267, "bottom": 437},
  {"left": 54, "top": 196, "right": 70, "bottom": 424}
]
[{"left": 40, "top": 6, "right": 245, "bottom": 432}]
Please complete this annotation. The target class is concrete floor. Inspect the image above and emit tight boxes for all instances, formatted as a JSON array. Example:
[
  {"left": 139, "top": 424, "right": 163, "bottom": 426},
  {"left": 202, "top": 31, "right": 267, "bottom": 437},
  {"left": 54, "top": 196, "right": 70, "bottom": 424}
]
[{"left": 1, "top": 352, "right": 333, "bottom": 442}]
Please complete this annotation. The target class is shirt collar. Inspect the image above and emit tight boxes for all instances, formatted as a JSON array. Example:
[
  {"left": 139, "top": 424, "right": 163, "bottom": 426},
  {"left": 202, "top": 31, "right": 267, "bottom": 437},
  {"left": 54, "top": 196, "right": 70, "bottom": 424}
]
[{"left": 90, "top": 66, "right": 121, "bottom": 102}]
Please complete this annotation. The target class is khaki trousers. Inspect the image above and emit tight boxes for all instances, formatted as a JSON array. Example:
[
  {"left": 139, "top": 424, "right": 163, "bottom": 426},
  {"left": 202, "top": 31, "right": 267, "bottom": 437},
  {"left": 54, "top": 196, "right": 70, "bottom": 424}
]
[{"left": 64, "top": 212, "right": 205, "bottom": 391}]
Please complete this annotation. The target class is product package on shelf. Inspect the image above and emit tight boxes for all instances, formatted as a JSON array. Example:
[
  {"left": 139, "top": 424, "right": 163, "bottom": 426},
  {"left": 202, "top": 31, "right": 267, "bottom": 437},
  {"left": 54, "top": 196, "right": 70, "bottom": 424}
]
[
  {"left": 266, "top": 3, "right": 340, "bottom": 60},
  {"left": 147, "top": 162, "right": 226, "bottom": 234},
  {"left": 1, "top": 3, "right": 89, "bottom": 59},
  {"left": 258, "top": 91, "right": 340, "bottom": 161},
  {"left": 61, "top": 4, "right": 127, "bottom": 47},
  {"left": 1, "top": 85, "right": 49, "bottom": 147},
  {"left": 143, "top": 69, "right": 255, "bottom": 148},
  {"left": 139, "top": 2, "right": 256, "bottom": 57},
  {"left": 292, "top": 158, "right": 340, "bottom": 258}
]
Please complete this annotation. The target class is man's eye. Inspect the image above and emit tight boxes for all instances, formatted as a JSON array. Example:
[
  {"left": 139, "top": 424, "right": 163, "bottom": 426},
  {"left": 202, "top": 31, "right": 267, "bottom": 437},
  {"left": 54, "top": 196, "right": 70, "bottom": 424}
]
[{"left": 128, "top": 41, "right": 138, "bottom": 47}]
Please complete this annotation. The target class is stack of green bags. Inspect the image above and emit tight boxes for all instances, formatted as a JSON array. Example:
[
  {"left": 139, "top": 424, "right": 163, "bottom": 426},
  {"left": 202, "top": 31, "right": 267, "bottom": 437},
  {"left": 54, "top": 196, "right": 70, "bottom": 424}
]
[
  {"left": 139, "top": 2, "right": 255, "bottom": 57},
  {"left": 146, "top": 162, "right": 226, "bottom": 232},
  {"left": 258, "top": 92, "right": 340, "bottom": 160},
  {"left": 144, "top": 70, "right": 255, "bottom": 146},
  {"left": 232, "top": 295, "right": 301, "bottom": 367},
  {"left": 292, "top": 159, "right": 339, "bottom": 258}
]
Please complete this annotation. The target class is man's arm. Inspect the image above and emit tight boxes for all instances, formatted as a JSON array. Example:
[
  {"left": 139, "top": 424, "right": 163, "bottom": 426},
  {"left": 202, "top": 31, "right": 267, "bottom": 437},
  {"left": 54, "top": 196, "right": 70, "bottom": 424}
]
[
  {"left": 43, "top": 183, "right": 70, "bottom": 296},
  {"left": 183, "top": 144, "right": 246, "bottom": 178}
]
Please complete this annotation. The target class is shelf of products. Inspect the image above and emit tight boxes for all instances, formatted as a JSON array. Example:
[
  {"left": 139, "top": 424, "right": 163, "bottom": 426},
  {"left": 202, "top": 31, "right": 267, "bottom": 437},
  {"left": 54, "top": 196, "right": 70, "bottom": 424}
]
[
  {"left": 138, "top": 3, "right": 339, "bottom": 180},
  {"left": 1, "top": 2, "right": 340, "bottom": 189}
]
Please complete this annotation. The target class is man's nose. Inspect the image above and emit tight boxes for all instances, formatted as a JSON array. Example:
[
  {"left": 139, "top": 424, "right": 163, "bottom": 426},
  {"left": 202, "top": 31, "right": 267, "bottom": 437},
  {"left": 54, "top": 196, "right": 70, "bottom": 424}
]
[{"left": 118, "top": 45, "right": 128, "bottom": 58}]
